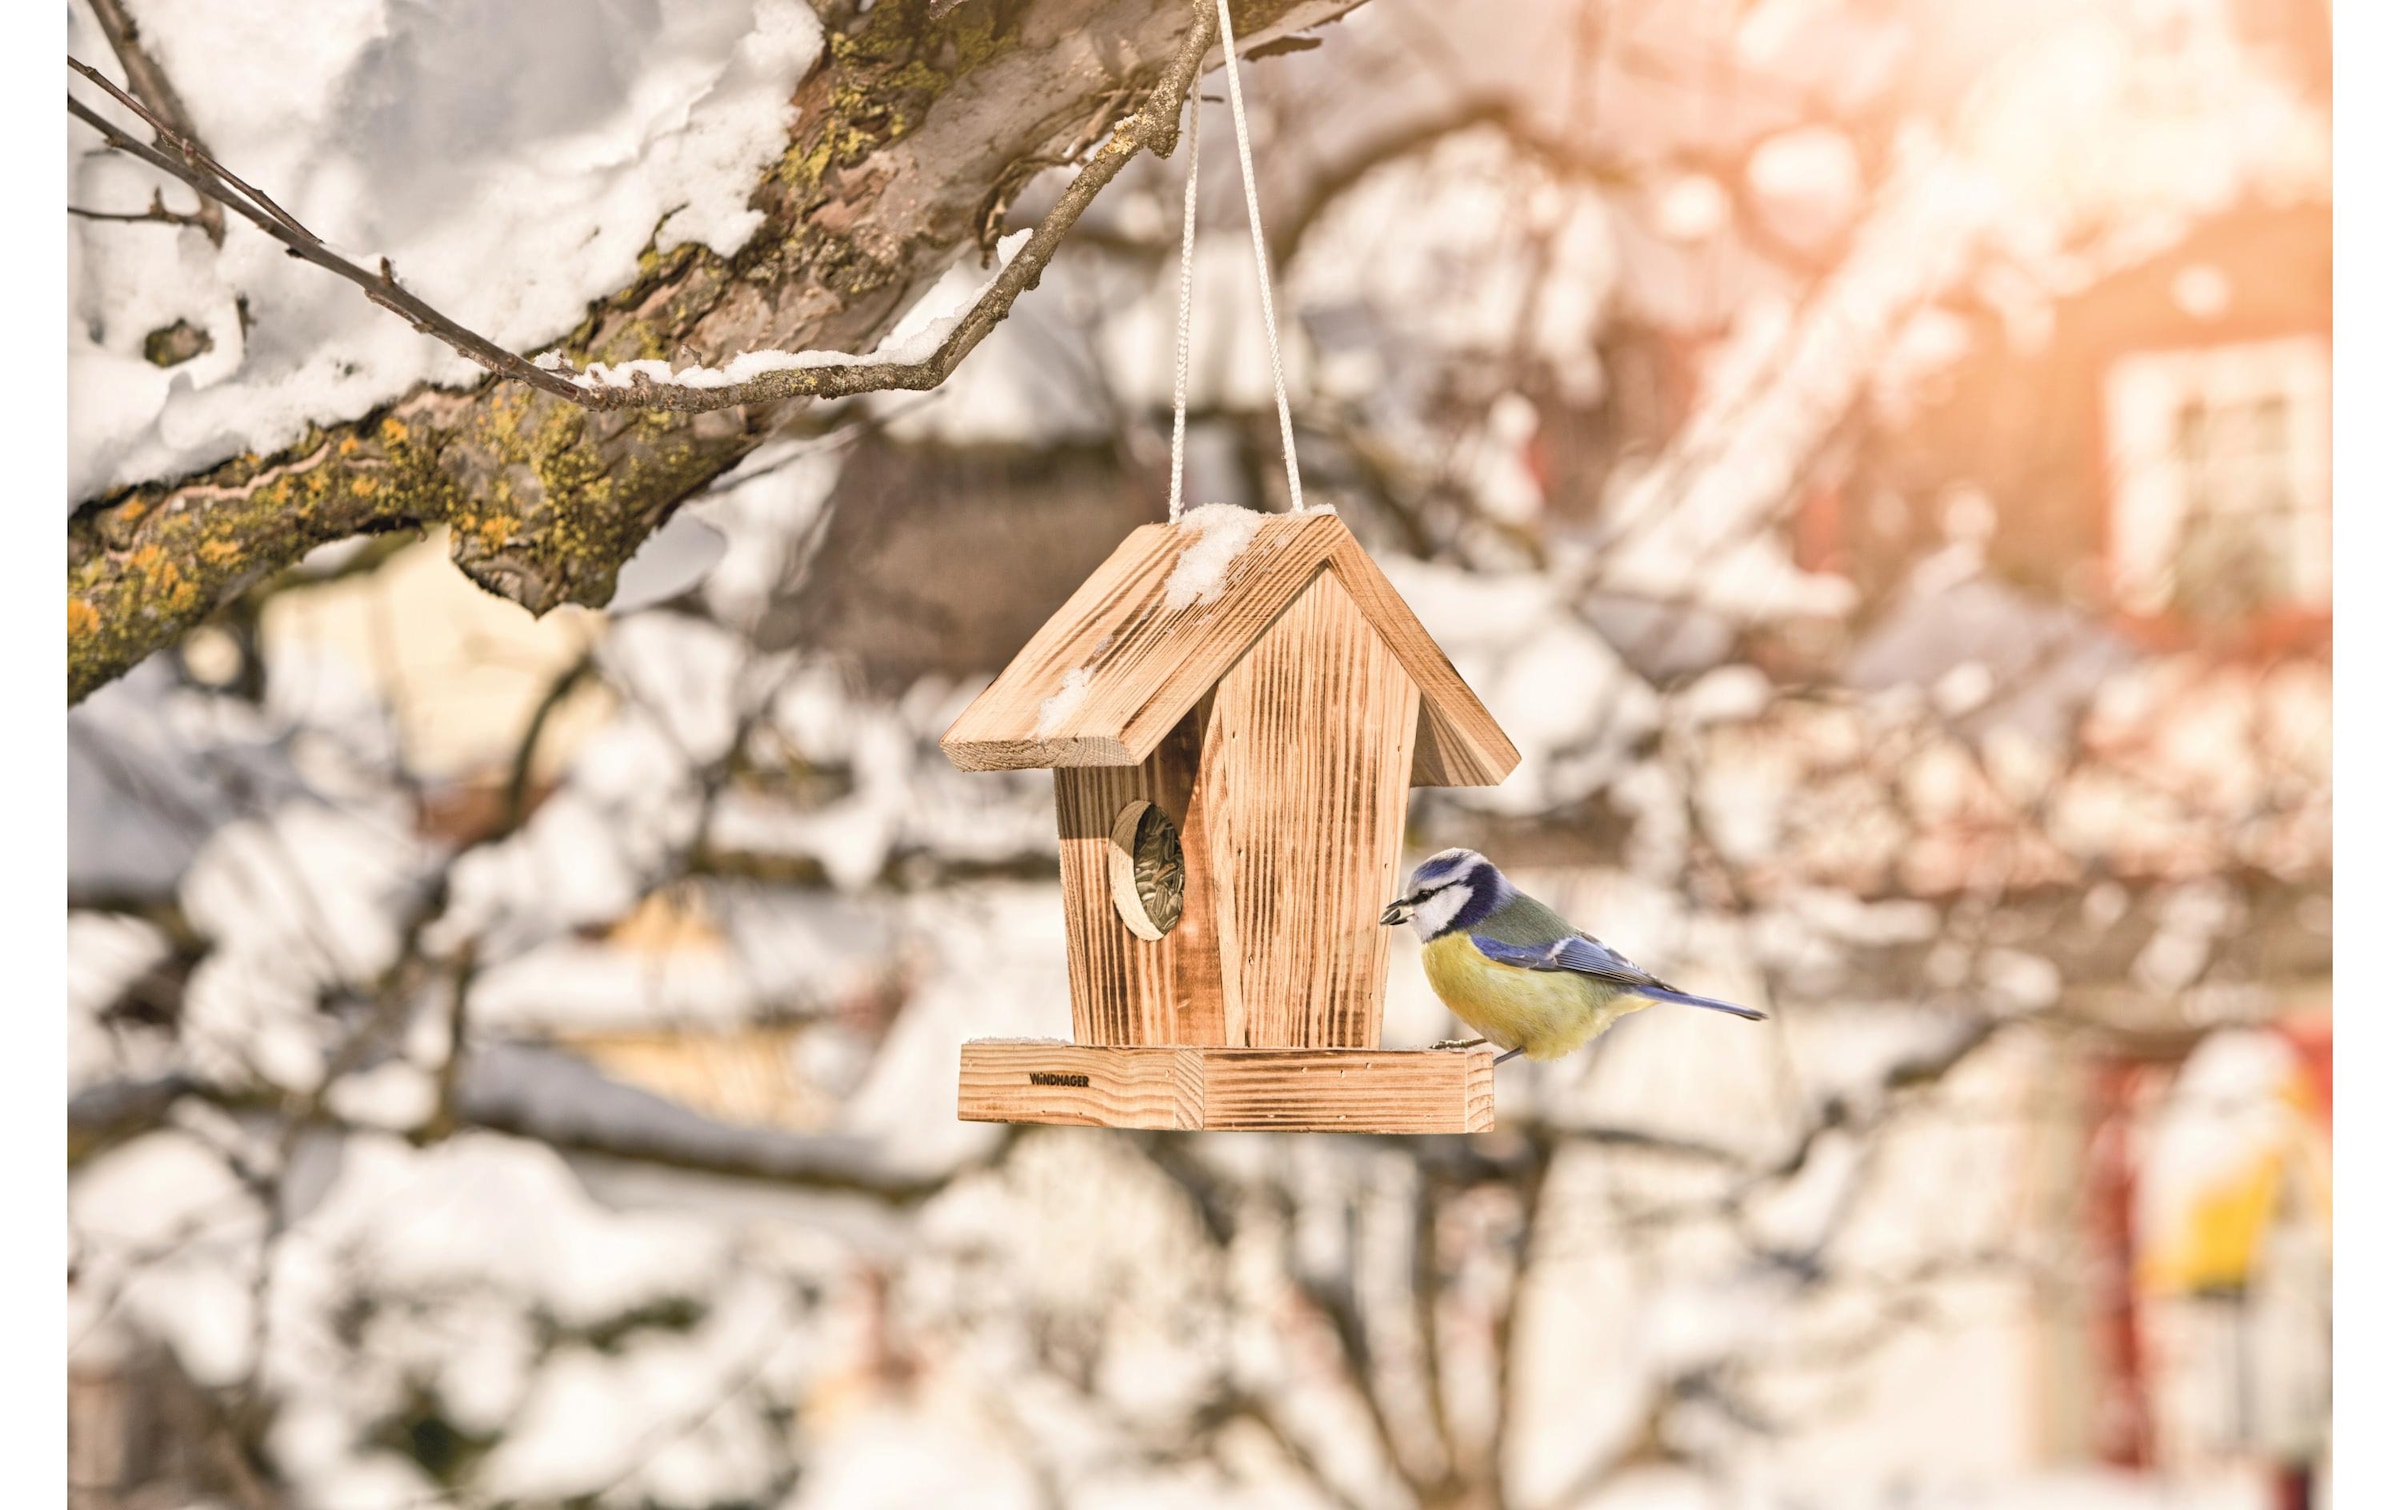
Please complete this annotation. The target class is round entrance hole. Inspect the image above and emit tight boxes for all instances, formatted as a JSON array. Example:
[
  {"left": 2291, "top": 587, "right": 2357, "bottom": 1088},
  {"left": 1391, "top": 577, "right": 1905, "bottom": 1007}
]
[{"left": 1108, "top": 800, "right": 1186, "bottom": 940}]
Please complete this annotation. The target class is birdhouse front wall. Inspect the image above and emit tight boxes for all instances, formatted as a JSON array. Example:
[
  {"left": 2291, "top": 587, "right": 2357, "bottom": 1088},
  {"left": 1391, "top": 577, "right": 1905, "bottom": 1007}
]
[
  {"left": 1053, "top": 568, "right": 1421, "bottom": 1052},
  {"left": 1054, "top": 697, "right": 1214, "bottom": 1047}
]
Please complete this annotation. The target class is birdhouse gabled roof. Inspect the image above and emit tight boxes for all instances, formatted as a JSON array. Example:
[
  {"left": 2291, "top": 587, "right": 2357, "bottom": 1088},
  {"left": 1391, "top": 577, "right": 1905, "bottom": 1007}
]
[{"left": 941, "top": 510, "right": 1519, "bottom": 786}]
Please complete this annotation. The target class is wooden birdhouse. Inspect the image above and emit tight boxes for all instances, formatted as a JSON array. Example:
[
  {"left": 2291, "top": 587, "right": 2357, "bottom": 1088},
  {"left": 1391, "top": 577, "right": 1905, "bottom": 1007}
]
[{"left": 940, "top": 508, "right": 1521, "bottom": 1132}]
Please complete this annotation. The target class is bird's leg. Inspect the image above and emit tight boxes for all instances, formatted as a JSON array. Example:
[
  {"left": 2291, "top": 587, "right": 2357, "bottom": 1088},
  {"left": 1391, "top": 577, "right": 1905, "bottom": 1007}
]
[
  {"left": 1492, "top": 1047, "right": 1525, "bottom": 1065},
  {"left": 1432, "top": 1037, "right": 1488, "bottom": 1051}
]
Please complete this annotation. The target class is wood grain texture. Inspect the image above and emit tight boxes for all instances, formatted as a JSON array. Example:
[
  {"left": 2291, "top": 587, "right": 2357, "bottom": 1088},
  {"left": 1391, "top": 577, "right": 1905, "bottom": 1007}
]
[
  {"left": 957, "top": 1040, "right": 1204, "bottom": 1130},
  {"left": 957, "top": 1040, "right": 1496, "bottom": 1132},
  {"left": 1200, "top": 1048, "right": 1496, "bottom": 1132},
  {"left": 944, "top": 517, "right": 1317, "bottom": 770},
  {"left": 1204, "top": 569, "right": 1419, "bottom": 1048},
  {"left": 940, "top": 514, "right": 1520, "bottom": 789},
  {"left": 1054, "top": 702, "right": 1211, "bottom": 1046},
  {"left": 1321, "top": 530, "right": 1521, "bottom": 787},
  {"left": 1164, "top": 692, "right": 1230, "bottom": 1046},
  {"left": 1056, "top": 765, "right": 1169, "bottom": 1046}
]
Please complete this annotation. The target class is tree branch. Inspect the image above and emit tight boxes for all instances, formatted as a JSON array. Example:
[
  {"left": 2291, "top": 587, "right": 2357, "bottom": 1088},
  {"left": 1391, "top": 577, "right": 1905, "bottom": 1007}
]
[
  {"left": 68, "top": 65, "right": 588, "bottom": 402},
  {"left": 67, "top": 1052, "right": 961, "bottom": 1202},
  {"left": 68, "top": 0, "right": 1359, "bottom": 705},
  {"left": 72, "top": 0, "right": 1223, "bottom": 414},
  {"left": 81, "top": 0, "right": 223, "bottom": 245},
  {"left": 562, "top": 2, "right": 1222, "bottom": 413}
]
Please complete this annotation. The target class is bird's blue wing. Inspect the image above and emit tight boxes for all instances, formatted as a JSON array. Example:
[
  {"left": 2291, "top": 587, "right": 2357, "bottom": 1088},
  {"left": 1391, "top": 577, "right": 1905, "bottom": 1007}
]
[
  {"left": 1467, "top": 932, "right": 1653, "bottom": 986},
  {"left": 1466, "top": 933, "right": 1767, "bottom": 1019}
]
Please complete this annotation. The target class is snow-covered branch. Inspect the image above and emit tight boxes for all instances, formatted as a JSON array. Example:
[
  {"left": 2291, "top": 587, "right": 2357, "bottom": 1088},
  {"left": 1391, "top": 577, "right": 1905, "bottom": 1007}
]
[
  {"left": 67, "top": 0, "right": 1360, "bottom": 705},
  {"left": 68, "top": 0, "right": 1223, "bottom": 419}
]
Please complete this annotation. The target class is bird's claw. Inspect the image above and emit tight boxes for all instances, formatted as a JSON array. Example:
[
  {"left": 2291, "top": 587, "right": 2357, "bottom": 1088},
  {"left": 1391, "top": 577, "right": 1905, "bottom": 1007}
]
[{"left": 1431, "top": 1037, "right": 1488, "bottom": 1051}]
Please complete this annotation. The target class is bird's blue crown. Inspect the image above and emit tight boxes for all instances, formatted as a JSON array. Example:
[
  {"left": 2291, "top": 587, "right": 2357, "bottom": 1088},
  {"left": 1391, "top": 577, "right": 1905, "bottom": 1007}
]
[{"left": 1401, "top": 848, "right": 1510, "bottom": 936}]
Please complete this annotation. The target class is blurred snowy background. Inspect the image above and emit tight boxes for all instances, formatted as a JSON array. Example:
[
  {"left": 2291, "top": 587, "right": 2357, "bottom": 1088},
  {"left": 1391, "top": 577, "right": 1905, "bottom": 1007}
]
[{"left": 66, "top": 1, "right": 2331, "bottom": 1508}]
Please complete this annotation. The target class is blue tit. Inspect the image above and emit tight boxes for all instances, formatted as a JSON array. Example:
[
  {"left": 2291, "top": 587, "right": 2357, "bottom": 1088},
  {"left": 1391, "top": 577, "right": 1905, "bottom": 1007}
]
[{"left": 1379, "top": 848, "right": 1764, "bottom": 1064}]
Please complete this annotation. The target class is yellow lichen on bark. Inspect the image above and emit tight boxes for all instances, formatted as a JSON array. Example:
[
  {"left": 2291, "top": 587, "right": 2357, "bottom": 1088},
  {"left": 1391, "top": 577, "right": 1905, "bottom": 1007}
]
[{"left": 66, "top": 0, "right": 1338, "bottom": 705}]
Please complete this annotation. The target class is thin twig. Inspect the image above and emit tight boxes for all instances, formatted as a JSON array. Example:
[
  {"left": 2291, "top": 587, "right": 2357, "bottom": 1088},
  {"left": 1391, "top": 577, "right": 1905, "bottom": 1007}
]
[
  {"left": 68, "top": 186, "right": 208, "bottom": 230},
  {"left": 69, "top": 56, "right": 312, "bottom": 241},
  {"left": 64, "top": 0, "right": 1231, "bottom": 415},
  {"left": 81, "top": 0, "right": 224, "bottom": 245},
  {"left": 68, "top": 80, "right": 588, "bottom": 401}
]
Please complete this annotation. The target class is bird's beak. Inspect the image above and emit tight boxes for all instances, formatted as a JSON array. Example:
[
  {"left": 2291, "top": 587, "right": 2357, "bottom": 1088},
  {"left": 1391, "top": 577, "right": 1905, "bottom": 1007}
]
[{"left": 1379, "top": 899, "right": 1412, "bottom": 927}]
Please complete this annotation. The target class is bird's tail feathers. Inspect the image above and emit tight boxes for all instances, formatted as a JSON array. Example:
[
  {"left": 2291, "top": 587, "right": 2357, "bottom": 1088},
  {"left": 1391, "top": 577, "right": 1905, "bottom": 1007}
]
[{"left": 1634, "top": 984, "right": 1766, "bottom": 1020}]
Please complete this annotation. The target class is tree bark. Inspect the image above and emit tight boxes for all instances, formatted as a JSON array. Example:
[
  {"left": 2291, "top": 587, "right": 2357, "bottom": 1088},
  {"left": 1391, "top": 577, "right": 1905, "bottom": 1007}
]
[{"left": 67, "top": 0, "right": 1358, "bottom": 704}]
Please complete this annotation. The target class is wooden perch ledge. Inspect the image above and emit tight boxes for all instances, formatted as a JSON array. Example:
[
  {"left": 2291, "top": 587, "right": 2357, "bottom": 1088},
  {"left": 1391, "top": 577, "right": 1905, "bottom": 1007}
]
[{"left": 960, "top": 1040, "right": 1498, "bottom": 1133}]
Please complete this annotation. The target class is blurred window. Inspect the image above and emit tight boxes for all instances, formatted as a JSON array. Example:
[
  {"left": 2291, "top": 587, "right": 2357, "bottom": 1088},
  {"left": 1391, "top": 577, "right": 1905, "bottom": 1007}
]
[{"left": 2103, "top": 336, "right": 2330, "bottom": 625}]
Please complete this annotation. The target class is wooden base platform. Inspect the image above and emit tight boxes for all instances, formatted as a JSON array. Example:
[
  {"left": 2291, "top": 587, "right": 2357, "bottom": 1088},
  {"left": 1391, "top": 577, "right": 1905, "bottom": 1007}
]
[{"left": 958, "top": 1039, "right": 1496, "bottom": 1133}]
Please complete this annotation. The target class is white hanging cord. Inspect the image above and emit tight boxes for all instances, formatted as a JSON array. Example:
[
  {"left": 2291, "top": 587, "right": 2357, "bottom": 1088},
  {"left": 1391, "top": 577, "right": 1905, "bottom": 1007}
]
[
  {"left": 1166, "top": 65, "right": 1202, "bottom": 524},
  {"left": 1165, "top": 2, "right": 1308, "bottom": 519},
  {"left": 1213, "top": 0, "right": 1306, "bottom": 512}
]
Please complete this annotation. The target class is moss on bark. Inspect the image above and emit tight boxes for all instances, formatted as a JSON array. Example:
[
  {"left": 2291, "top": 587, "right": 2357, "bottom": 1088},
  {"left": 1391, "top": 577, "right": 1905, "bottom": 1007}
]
[{"left": 67, "top": 0, "right": 1351, "bottom": 704}]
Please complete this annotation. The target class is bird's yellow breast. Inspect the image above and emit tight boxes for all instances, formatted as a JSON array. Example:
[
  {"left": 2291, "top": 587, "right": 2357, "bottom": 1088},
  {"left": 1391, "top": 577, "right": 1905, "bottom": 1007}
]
[{"left": 1418, "top": 931, "right": 1649, "bottom": 1061}]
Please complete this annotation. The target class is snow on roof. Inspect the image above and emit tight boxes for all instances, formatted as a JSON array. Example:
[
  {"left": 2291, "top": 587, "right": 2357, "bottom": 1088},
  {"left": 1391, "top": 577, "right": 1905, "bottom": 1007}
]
[
  {"left": 1159, "top": 503, "right": 1268, "bottom": 613},
  {"left": 941, "top": 511, "right": 1519, "bottom": 784}
]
